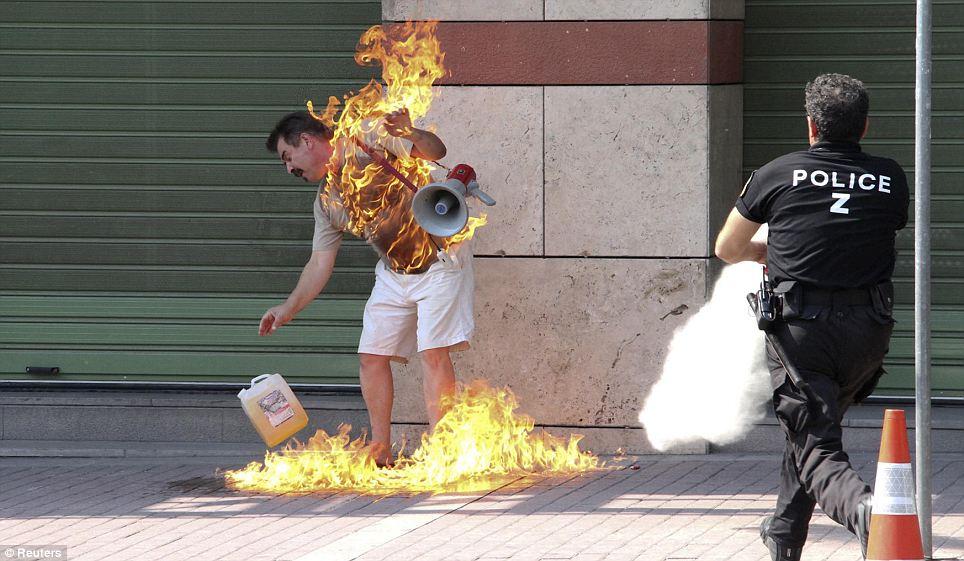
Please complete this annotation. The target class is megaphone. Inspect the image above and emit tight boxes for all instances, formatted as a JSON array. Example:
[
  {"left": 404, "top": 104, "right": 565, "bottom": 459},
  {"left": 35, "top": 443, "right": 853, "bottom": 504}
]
[{"left": 412, "top": 164, "right": 496, "bottom": 237}]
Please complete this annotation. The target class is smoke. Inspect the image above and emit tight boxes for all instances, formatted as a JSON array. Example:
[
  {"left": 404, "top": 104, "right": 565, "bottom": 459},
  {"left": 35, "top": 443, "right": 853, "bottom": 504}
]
[{"left": 639, "top": 261, "right": 772, "bottom": 451}]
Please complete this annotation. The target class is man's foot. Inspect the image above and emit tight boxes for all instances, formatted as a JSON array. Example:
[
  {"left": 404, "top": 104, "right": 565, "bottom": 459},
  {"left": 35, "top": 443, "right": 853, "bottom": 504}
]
[
  {"left": 363, "top": 442, "right": 394, "bottom": 468},
  {"left": 760, "top": 516, "right": 803, "bottom": 561},
  {"left": 856, "top": 496, "right": 872, "bottom": 559}
]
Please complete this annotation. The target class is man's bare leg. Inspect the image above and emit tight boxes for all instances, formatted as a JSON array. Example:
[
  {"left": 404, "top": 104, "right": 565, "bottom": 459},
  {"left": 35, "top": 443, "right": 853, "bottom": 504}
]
[
  {"left": 420, "top": 346, "right": 457, "bottom": 430},
  {"left": 359, "top": 353, "right": 394, "bottom": 465}
]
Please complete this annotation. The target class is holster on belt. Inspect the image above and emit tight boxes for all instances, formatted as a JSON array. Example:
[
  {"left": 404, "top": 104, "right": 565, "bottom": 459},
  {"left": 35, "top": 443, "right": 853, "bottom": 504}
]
[
  {"left": 771, "top": 280, "right": 892, "bottom": 321},
  {"left": 773, "top": 281, "right": 822, "bottom": 320}
]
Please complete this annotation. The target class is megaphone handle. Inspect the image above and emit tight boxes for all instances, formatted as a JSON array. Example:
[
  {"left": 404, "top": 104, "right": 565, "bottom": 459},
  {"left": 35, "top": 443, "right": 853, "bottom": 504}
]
[
  {"left": 467, "top": 181, "right": 497, "bottom": 206},
  {"left": 475, "top": 190, "right": 496, "bottom": 206}
]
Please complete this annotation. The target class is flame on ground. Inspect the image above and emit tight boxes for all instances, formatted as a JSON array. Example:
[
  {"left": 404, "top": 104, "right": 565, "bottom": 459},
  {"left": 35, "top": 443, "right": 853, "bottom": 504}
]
[
  {"left": 308, "top": 20, "right": 484, "bottom": 273},
  {"left": 225, "top": 381, "right": 602, "bottom": 494}
]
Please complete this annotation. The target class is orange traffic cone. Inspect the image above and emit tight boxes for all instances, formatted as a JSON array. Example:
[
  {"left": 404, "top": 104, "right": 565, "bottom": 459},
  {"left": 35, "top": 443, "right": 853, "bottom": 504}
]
[{"left": 866, "top": 409, "right": 924, "bottom": 560}]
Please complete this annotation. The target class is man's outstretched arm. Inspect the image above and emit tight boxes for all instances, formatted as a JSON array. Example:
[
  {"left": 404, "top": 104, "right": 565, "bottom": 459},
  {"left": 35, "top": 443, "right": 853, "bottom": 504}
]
[{"left": 259, "top": 247, "right": 339, "bottom": 336}]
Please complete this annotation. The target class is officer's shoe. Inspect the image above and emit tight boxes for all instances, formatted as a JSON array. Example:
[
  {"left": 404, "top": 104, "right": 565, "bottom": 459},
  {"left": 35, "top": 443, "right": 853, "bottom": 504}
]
[
  {"left": 760, "top": 516, "right": 803, "bottom": 561},
  {"left": 855, "top": 496, "right": 872, "bottom": 559}
]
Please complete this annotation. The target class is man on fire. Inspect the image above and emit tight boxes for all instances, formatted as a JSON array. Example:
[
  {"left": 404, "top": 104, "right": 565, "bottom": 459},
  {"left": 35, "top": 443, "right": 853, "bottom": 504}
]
[{"left": 259, "top": 108, "right": 475, "bottom": 467}]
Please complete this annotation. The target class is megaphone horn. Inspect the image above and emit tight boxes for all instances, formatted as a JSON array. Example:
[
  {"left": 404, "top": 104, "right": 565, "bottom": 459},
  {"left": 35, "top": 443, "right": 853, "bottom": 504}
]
[
  {"left": 412, "top": 180, "right": 469, "bottom": 237},
  {"left": 412, "top": 164, "right": 497, "bottom": 237}
]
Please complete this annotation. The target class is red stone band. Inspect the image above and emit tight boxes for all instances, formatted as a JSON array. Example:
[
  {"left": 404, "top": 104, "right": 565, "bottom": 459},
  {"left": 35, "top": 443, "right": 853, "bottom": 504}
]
[{"left": 431, "top": 21, "right": 742, "bottom": 86}]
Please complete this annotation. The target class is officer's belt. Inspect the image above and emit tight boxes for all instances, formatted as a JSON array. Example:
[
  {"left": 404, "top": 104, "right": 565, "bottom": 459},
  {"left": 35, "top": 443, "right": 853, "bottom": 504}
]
[{"left": 788, "top": 285, "right": 874, "bottom": 308}]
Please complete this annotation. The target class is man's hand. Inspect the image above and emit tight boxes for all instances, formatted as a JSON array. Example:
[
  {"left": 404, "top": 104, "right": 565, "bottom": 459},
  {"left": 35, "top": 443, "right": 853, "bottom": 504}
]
[
  {"left": 383, "top": 108, "right": 414, "bottom": 138},
  {"left": 259, "top": 304, "right": 294, "bottom": 336},
  {"left": 382, "top": 107, "right": 447, "bottom": 160},
  {"left": 260, "top": 250, "right": 337, "bottom": 337}
]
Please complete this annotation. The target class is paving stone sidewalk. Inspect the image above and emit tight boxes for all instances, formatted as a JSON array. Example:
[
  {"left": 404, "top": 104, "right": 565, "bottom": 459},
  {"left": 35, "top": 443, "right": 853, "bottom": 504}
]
[{"left": 0, "top": 453, "right": 961, "bottom": 561}]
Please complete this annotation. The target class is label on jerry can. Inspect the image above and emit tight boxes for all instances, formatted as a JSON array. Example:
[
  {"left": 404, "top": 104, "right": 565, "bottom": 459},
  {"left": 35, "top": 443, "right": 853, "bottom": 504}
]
[{"left": 258, "top": 389, "right": 294, "bottom": 427}]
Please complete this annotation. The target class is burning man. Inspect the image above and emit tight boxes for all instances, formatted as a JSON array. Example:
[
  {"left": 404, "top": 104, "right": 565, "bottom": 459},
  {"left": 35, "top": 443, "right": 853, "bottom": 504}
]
[{"left": 259, "top": 108, "right": 473, "bottom": 467}]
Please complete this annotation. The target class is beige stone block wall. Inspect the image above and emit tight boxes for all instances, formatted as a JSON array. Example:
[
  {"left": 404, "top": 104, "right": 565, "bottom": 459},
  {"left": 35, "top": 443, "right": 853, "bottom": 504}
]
[
  {"left": 384, "top": 0, "right": 744, "bottom": 21},
  {"left": 391, "top": 258, "right": 708, "bottom": 453},
  {"left": 546, "top": 0, "right": 743, "bottom": 20},
  {"left": 544, "top": 86, "right": 710, "bottom": 257},
  {"left": 381, "top": 2, "right": 745, "bottom": 454},
  {"left": 424, "top": 85, "right": 744, "bottom": 260},
  {"left": 383, "top": 0, "right": 542, "bottom": 21},
  {"left": 426, "top": 87, "right": 543, "bottom": 256}
]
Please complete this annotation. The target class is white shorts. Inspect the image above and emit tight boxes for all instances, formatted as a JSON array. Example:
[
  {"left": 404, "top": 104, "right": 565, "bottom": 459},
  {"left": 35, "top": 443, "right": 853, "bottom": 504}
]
[{"left": 358, "top": 243, "right": 474, "bottom": 363}]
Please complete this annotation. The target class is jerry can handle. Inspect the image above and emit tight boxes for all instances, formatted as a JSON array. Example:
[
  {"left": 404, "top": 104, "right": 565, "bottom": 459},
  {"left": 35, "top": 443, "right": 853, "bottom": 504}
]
[{"left": 249, "top": 373, "right": 274, "bottom": 388}]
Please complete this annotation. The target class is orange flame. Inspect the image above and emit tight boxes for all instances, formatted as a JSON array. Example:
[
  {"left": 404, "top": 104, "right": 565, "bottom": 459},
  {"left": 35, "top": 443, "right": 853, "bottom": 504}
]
[
  {"left": 310, "top": 21, "right": 484, "bottom": 273},
  {"left": 225, "top": 381, "right": 602, "bottom": 494}
]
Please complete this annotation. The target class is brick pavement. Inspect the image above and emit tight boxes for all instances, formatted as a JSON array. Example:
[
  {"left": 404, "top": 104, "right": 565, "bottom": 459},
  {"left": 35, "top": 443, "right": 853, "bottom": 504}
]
[{"left": 0, "top": 453, "right": 961, "bottom": 561}]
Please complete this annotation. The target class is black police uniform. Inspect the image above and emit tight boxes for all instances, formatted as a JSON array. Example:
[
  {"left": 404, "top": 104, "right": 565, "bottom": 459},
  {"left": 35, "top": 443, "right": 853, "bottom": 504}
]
[{"left": 736, "top": 140, "right": 909, "bottom": 547}]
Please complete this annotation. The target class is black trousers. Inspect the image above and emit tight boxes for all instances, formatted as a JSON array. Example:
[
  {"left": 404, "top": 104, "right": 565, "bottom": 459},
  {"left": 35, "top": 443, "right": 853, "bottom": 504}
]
[{"left": 765, "top": 303, "right": 894, "bottom": 546}]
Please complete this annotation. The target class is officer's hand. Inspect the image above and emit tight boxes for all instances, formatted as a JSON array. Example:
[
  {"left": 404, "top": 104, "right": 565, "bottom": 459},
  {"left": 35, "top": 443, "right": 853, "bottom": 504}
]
[
  {"left": 383, "top": 108, "right": 414, "bottom": 138},
  {"left": 259, "top": 304, "right": 294, "bottom": 336}
]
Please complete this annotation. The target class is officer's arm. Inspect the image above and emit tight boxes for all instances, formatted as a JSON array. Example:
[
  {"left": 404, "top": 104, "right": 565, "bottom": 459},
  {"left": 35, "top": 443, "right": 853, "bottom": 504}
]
[{"left": 715, "top": 208, "right": 767, "bottom": 264}]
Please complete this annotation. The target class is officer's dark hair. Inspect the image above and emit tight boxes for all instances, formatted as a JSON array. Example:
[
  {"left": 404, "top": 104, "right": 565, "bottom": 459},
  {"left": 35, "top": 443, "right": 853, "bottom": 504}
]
[
  {"left": 804, "top": 73, "right": 869, "bottom": 143},
  {"left": 266, "top": 111, "right": 333, "bottom": 153}
]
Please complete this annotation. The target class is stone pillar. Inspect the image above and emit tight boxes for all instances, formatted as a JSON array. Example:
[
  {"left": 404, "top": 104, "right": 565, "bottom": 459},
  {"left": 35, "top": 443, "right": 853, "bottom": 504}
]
[{"left": 385, "top": 0, "right": 744, "bottom": 454}]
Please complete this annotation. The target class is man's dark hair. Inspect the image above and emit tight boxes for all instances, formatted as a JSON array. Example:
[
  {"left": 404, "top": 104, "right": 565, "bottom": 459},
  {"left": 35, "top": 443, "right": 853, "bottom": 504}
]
[
  {"left": 266, "top": 111, "right": 333, "bottom": 152},
  {"left": 804, "top": 73, "right": 869, "bottom": 142}
]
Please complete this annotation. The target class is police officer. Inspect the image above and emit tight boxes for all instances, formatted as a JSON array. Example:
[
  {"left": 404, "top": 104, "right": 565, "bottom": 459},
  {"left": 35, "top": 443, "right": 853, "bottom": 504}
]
[{"left": 715, "top": 73, "right": 909, "bottom": 560}]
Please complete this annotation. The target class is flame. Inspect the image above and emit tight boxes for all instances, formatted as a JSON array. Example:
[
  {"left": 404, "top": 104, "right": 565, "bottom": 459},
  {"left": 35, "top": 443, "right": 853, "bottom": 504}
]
[
  {"left": 309, "top": 21, "right": 484, "bottom": 273},
  {"left": 447, "top": 213, "right": 487, "bottom": 245},
  {"left": 225, "top": 381, "right": 602, "bottom": 494}
]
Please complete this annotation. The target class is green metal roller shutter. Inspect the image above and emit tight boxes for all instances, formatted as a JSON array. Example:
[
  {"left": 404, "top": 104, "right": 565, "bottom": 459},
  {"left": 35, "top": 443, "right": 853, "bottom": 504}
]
[
  {"left": 0, "top": 1, "right": 382, "bottom": 384},
  {"left": 744, "top": 0, "right": 964, "bottom": 397}
]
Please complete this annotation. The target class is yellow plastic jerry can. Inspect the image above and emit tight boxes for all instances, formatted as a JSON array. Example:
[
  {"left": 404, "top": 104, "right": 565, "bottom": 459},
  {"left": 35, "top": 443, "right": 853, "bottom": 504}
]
[{"left": 238, "top": 373, "right": 309, "bottom": 447}]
